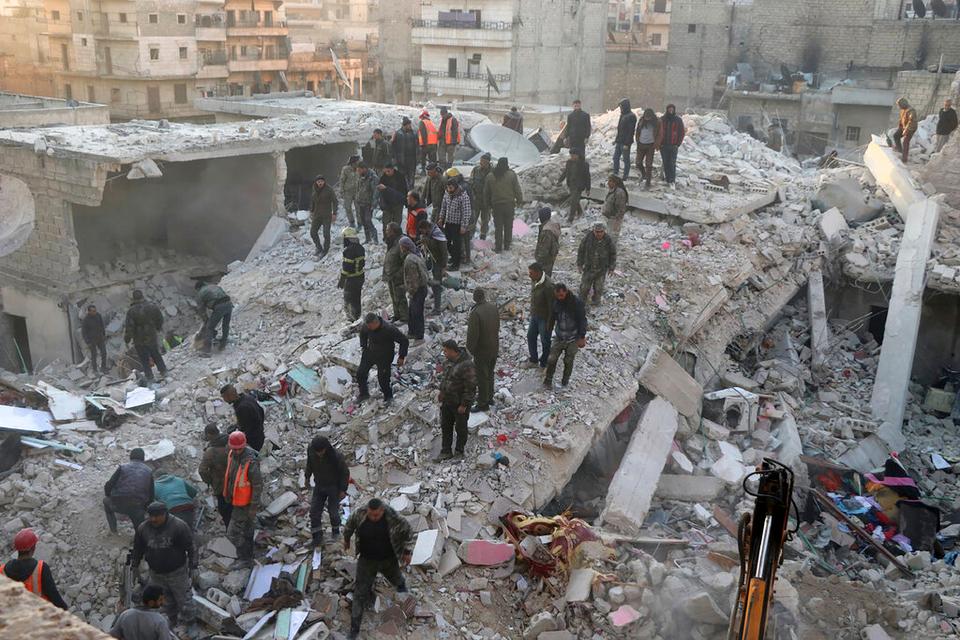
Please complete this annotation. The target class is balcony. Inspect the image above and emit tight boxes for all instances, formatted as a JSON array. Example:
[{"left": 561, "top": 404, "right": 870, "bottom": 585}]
[
  {"left": 228, "top": 52, "right": 288, "bottom": 72},
  {"left": 198, "top": 50, "right": 229, "bottom": 77},
  {"left": 411, "top": 69, "right": 511, "bottom": 98},
  {"left": 411, "top": 18, "right": 513, "bottom": 48},
  {"left": 226, "top": 18, "right": 288, "bottom": 36}
]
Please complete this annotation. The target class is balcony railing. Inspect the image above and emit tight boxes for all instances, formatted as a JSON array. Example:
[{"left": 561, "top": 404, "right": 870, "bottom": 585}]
[
  {"left": 227, "top": 18, "right": 287, "bottom": 28},
  {"left": 414, "top": 69, "right": 510, "bottom": 82},
  {"left": 230, "top": 50, "right": 286, "bottom": 61},
  {"left": 202, "top": 51, "right": 228, "bottom": 65},
  {"left": 412, "top": 18, "right": 512, "bottom": 30}
]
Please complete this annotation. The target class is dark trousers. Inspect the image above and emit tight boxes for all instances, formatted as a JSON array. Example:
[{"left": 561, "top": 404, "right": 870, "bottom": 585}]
[
  {"left": 357, "top": 354, "right": 392, "bottom": 400},
  {"left": 660, "top": 144, "right": 679, "bottom": 183},
  {"left": 492, "top": 204, "right": 514, "bottom": 251},
  {"left": 134, "top": 342, "right": 167, "bottom": 380},
  {"left": 226, "top": 505, "right": 255, "bottom": 560},
  {"left": 462, "top": 224, "right": 474, "bottom": 263},
  {"left": 310, "top": 485, "right": 341, "bottom": 543},
  {"left": 382, "top": 205, "right": 403, "bottom": 242},
  {"left": 419, "top": 145, "right": 437, "bottom": 173},
  {"left": 310, "top": 215, "right": 331, "bottom": 253},
  {"left": 408, "top": 287, "right": 427, "bottom": 339},
  {"left": 357, "top": 204, "right": 378, "bottom": 243},
  {"left": 216, "top": 494, "right": 233, "bottom": 528},
  {"left": 440, "top": 404, "right": 469, "bottom": 454},
  {"left": 351, "top": 555, "right": 406, "bottom": 631},
  {"left": 567, "top": 187, "right": 584, "bottom": 222},
  {"left": 430, "top": 262, "right": 444, "bottom": 312},
  {"left": 477, "top": 206, "right": 491, "bottom": 239},
  {"left": 87, "top": 340, "right": 107, "bottom": 371},
  {"left": 103, "top": 495, "right": 146, "bottom": 533},
  {"left": 893, "top": 128, "right": 914, "bottom": 163},
  {"left": 613, "top": 143, "right": 631, "bottom": 179},
  {"left": 149, "top": 565, "right": 194, "bottom": 626},
  {"left": 444, "top": 223, "right": 462, "bottom": 270},
  {"left": 343, "top": 277, "right": 363, "bottom": 321},
  {"left": 474, "top": 355, "right": 496, "bottom": 407},
  {"left": 544, "top": 339, "right": 579, "bottom": 385},
  {"left": 388, "top": 281, "right": 409, "bottom": 323},
  {"left": 171, "top": 507, "right": 195, "bottom": 531},
  {"left": 527, "top": 317, "right": 551, "bottom": 367},
  {"left": 203, "top": 301, "right": 232, "bottom": 350},
  {"left": 636, "top": 142, "right": 656, "bottom": 185}
]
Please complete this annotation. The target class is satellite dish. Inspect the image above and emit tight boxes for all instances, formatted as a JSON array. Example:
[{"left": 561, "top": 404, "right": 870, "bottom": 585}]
[
  {"left": 931, "top": 0, "right": 947, "bottom": 17},
  {"left": 467, "top": 123, "right": 540, "bottom": 169},
  {"left": 912, "top": 0, "right": 927, "bottom": 17}
]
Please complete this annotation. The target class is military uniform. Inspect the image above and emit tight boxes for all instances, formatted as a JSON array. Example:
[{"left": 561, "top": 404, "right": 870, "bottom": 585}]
[
  {"left": 339, "top": 163, "right": 359, "bottom": 227},
  {"left": 355, "top": 171, "right": 379, "bottom": 244},
  {"left": 438, "top": 349, "right": 477, "bottom": 455},
  {"left": 383, "top": 238, "right": 408, "bottom": 323},
  {"left": 309, "top": 183, "right": 339, "bottom": 255},
  {"left": 197, "top": 284, "right": 232, "bottom": 352},
  {"left": 466, "top": 300, "right": 499, "bottom": 409},
  {"left": 469, "top": 163, "right": 493, "bottom": 239},
  {"left": 124, "top": 299, "right": 167, "bottom": 381},
  {"left": 576, "top": 231, "right": 617, "bottom": 306}
]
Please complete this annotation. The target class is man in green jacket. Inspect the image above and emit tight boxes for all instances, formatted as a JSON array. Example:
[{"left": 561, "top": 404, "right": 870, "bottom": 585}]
[
  {"left": 417, "top": 219, "right": 448, "bottom": 314},
  {"left": 525, "top": 262, "right": 554, "bottom": 369},
  {"left": 483, "top": 157, "right": 524, "bottom": 252},
  {"left": 195, "top": 280, "right": 233, "bottom": 355},
  {"left": 466, "top": 288, "right": 499, "bottom": 411},
  {"left": 534, "top": 208, "right": 561, "bottom": 276},
  {"left": 577, "top": 223, "right": 617, "bottom": 308},
  {"left": 309, "top": 175, "right": 339, "bottom": 258},
  {"left": 338, "top": 155, "right": 360, "bottom": 227},
  {"left": 124, "top": 290, "right": 167, "bottom": 382},
  {"left": 421, "top": 163, "right": 446, "bottom": 223},
  {"left": 435, "top": 339, "right": 477, "bottom": 460},
  {"left": 382, "top": 223, "right": 408, "bottom": 323},
  {"left": 343, "top": 498, "right": 413, "bottom": 639},
  {"left": 469, "top": 153, "right": 493, "bottom": 240}
]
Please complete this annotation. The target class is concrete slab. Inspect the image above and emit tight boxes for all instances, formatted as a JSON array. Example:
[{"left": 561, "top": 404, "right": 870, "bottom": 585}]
[
  {"left": 599, "top": 397, "right": 680, "bottom": 534},
  {"left": 263, "top": 491, "right": 298, "bottom": 517},
  {"left": 245, "top": 215, "right": 289, "bottom": 262},
  {"left": 655, "top": 475, "right": 724, "bottom": 501},
  {"left": 870, "top": 198, "right": 940, "bottom": 450},
  {"left": 585, "top": 186, "right": 670, "bottom": 216},
  {"left": 818, "top": 208, "right": 848, "bottom": 244},
  {"left": 410, "top": 529, "right": 444, "bottom": 569},
  {"left": 637, "top": 347, "right": 702, "bottom": 419},
  {"left": 669, "top": 285, "right": 731, "bottom": 341},
  {"left": 807, "top": 269, "right": 830, "bottom": 379},
  {"left": 564, "top": 568, "right": 597, "bottom": 602},
  {"left": 863, "top": 141, "right": 924, "bottom": 220}
]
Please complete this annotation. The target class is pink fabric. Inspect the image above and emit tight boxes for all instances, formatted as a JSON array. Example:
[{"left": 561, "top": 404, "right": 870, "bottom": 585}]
[
  {"left": 609, "top": 605, "right": 641, "bottom": 627},
  {"left": 865, "top": 473, "right": 917, "bottom": 487}
]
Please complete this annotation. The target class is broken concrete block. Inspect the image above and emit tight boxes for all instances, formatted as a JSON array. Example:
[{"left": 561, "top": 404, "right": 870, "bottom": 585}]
[
  {"left": 263, "top": 491, "right": 298, "bottom": 517},
  {"left": 702, "top": 418, "right": 730, "bottom": 441},
  {"left": 710, "top": 455, "right": 750, "bottom": 484},
  {"left": 297, "top": 621, "right": 330, "bottom": 640},
  {"left": 670, "top": 450, "right": 694, "bottom": 473},
  {"left": 565, "top": 568, "right": 597, "bottom": 602},
  {"left": 522, "top": 611, "right": 559, "bottom": 639},
  {"left": 457, "top": 539, "right": 515, "bottom": 566},
  {"left": 410, "top": 529, "right": 444, "bottom": 569},
  {"left": 478, "top": 590, "right": 493, "bottom": 606},
  {"left": 192, "top": 594, "right": 233, "bottom": 628},
  {"left": 321, "top": 366, "right": 350, "bottom": 401},
  {"left": 207, "top": 536, "right": 237, "bottom": 558},
  {"left": 437, "top": 546, "right": 462, "bottom": 577},
  {"left": 600, "top": 397, "right": 679, "bottom": 535},
  {"left": 861, "top": 624, "right": 893, "bottom": 640},
  {"left": 638, "top": 347, "right": 702, "bottom": 418},
  {"left": 300, "top": 349, "right": 323, "bottom": 367},
  {"left": 655, "top": 475, "right": 724, "bottom": 501},
  {"left": 389, "top": 495, "right": 414, "bottom": 514},
  {"left": 682, "top": 591, "right": 727, "bottom": 625},
  {"left": 140, "top": 439, "right": 176, "bottom": 462},
  {"left": 818, "top": 207, "right": 849, "bottom": 243}
]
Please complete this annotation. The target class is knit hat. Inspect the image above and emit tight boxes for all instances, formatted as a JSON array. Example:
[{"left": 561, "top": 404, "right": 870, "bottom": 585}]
[
  {"left": 538, "top": 207, "right": 552, "bottom": 223},
  {"left": 402, "top": 116, "right": 412, "bottom": 125},
  {"left": 399, "top": 236, "right": 417, "bottom": 252},
  {"left": 481, "top": 152, "right": 491, "bottom": 160}
]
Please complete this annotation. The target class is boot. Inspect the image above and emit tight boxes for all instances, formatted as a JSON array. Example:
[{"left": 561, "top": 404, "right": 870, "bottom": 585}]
[{"left": 433, "top": 450, "right": 454, "bottom": 462}]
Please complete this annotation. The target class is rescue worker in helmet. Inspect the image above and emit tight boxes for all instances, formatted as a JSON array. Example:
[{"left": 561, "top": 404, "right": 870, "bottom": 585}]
[
  {"left": 338, "top": 227, "right": 366, "bottom": 322},
  {"left": 1, "top": 528, "right": 69, "bottom": 609},
  {"left": 222, "top": 431, "right": 262, "bottom": 566}
]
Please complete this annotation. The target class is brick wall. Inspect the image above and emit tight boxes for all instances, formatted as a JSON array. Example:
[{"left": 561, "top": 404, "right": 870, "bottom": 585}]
[
  {"left": 605, "top": 49, "right": 668, "bottom": 110},
  {"left": 893, "top": 70, "right": 958, "bottom": 123},
  {"left": 664, "top": 0, "right": 737, "bottom": 108}
]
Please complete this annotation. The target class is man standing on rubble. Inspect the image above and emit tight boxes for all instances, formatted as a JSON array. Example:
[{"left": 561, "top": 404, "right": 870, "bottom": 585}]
[
  {"left": 485, "top": 157, "right": 524, "bottom": 252},
  {"left": 308, "top": 175, "right": 339, "bottom": 258},
  {"left": 354, "top": 163, "right": 379, "bottom": 244},
  {"left": 466, "top": 288, "right": 499, "bottom": 412},
  {"left": 222, "top": 431, "right": 262, "bottom": 565},
  {"left": 343, "top": 498, "right": 413, "bottom": 640},
  {"left": 470, "top": 153, "right": 493, "bottom": 240},
  {"left": 357, "top": 312, "right": 409, "bottom": 405},
  {"left": 436, "top": 339, "right": 477, "bottom": 460},
  {"left": 401, "top": 236, "right": 429, "bottom": 342},
  {"left": 1, "top": 528, "right": 68, "bottom": 609},
  {"left": 418, "top": 110, "right": 439, "bottom": 175},
  {"left": 613, "top": 98, "right": 637, "bottom": 180},
  {"left": 339, "top": 226, "right": 366, "bottom": 322},
  {"left": 577, "top": 222, "right": 616, "bottom": 309},
  {"left": 195, "top": 280, "right": 233, "bottom": 355},
  {"left": 366, "top": 129, "right": 392, "bottom": 174},
  {"left": 534, "top": 209, "right": 560, "bottom": 276},
  {"left": 104, "top": 448, "right": 154, "bottom": 535},
  {"left": 338, "top": 155, "right": 360, "bottom": 228},
  {"left": 659, "top": 104, "right": 685, "bottom": 188},
  {"left": 935, "top": 98, "right": 957, "bottom": 154},
  {"left": 81, "top": 304, "right": 108, "bottom": 375},
  {"left": 110, "top": 584, "right": 170, "bottom": 639},
  {"left": 391, "top": 117, "right": 419, "bottom": 187},
  {"left": 417, "top": 219, "right": 447, "bottom": 315},
  {"left": 544, "top": 283, "right": 587, "bottom": 389},
  {"left": 502, "top": 106, "right": 523, "bottom": 133},
  {"left": 377, "top": 163, "right": 409, "bottom": 241},
  {"left": 132, "top": 501, "right": 197, "bottom": 630},
  {"left": 563, "top": 99, "right": 592, "bottom": 151},
  {"left": 438, "top": 174, "right": 472, "bottom": 271},
  {"left": 602, "top": 175, "right": 628, "bottom": 243},
  {"left": 525, "top": 262, "right": 553, "bottom": 370},
  {"left": 383, "top": 223, "right": 409, "bottom": 324},
  {"left": 422, "top": 163, "right": 446, "bottom": 223},
  {"left": 199, "top": 423, "right": 232, "bottom": 527},
  {"left": 153, "top": 472, "right": 198, "bottom": 530},
  {"left": 437, "top": 106, "right": 461, "bottom": 170},
  {"left": 124, "top": 290, "right": 167, "bottom": 383},
  {"left": 635, "top": 108, "right": 659, "bottom": 189},
  {"left": 557, "top": 148, "right": 591, "bottom": 223},
  {"left": 894, "top": 97, "right": 918, "bottom": 163},
  {"left": 220, "top": 384, "right": 265, "bottom": 452},
  {"left": 305, "top": 435, "right": 350, "bottom": 546}
]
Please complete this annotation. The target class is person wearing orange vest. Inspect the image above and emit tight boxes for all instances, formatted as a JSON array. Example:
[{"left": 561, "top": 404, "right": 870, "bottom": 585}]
[
  {"left": 1, "top": 528, "right": 68, "bottom": 610},
  {"left": 437, "top": 106, "right": 461, "bottom": 170},
  {"left": 223, "top": 431, "right": 262, "bottom": 565},
  {"left": 417, "top": 110, "right": 439, "bottom": 175}
]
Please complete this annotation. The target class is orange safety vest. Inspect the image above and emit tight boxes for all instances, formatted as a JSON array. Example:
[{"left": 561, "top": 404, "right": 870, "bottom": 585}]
[
  {"left": 222, "top": 450, "right": 253, "bottom": 507},
  {"left": 418, "top": 119, "right": 438, "bottom": 146},
  {"left": 441, "top": 117, "right": 461, "bottom": 145},
  {"left": 0, "top": 560, "right": 47, "bottom": 600}
]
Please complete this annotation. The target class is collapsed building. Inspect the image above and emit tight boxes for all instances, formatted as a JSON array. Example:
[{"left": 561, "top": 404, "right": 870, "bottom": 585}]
[{"left": 2, "top": 90, "right": 960, "bottom": 640}]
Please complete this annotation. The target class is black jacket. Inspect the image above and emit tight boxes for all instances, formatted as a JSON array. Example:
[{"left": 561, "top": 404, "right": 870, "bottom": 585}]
[
  {"left": 615, "top": 99, "right": 637, "bottom": 145},
  {"left": 392, "top": 128, "right": 419, "bottom": 169},
  {"left": 105, "top": 461, "right": 155, "bottom": 504},
  {"left": 305, "top": 439, "right": 350, "bottom": 491},
  {"left": 1, "top": 558, "right": 68, "bottom": 609},
  {"left": 81, "top": 312, "right": 106, "bottom": 344},
  {"left": 565, "top": 109, "right": 592, "bottom": 146},
  {"left": 232, "top": 392, "right": 265, "bottom": 451},
  {"left": 132, "top": 514, "right": 196, "bottom": 574},
  {"left": 359, "top": 320, "right": 409, "bottom": 363},
  {"left": 938, "top": 107, "right": 958, "bottom": 135},
  {"left": 379, "top": 172, "right": 408, "bottom": 208},
  {"left": 548, "top": 294, "right": 588, "bottom": 343}
]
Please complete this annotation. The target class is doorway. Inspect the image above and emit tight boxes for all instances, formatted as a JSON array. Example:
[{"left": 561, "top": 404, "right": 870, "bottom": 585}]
[{"left": 3, "top": 313, "right": 32, "bottom": 373}]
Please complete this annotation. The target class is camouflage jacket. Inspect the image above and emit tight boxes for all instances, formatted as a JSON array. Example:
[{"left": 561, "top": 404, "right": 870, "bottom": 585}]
[
  {"left": 439, "top": 350, "right": 477, "bottom": 408},
  {"left": 343, "top": 505, "right": 413, "bottom": 560},
  {"left": 577, "top": 231, "right": 617, "bottom": 273},
  {"left": 123, "top": 300, "right": 164, "bottom": 346}
]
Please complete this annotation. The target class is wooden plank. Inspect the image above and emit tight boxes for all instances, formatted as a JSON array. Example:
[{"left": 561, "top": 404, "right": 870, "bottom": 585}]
[{"left": 712, "top": 506, "right": 740, "bottom": 538}]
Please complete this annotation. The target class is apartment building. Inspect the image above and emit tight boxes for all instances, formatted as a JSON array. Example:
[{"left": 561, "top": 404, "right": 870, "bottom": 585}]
[
  {"left": 604, "top": 0, "right": 671, "bottom": 110},
  {"left": 608, "top": 0, "right": 670, "bottom": 49},
  {"left": 0, "top": 0, "right": 56, "bottom": 95},
  {"left": 410, "top": 0, "right": 606, "bottom": 113},
  {"left": 222, "top": 0, "right": 289, "bottom": 96}
]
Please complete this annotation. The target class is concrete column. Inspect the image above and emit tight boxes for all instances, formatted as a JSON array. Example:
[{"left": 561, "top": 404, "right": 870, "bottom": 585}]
[
  {"left": 807, "top": 269, "right": 830, "bottom": 380},
  {"left": 870, "top": 198, "right": 940, "bottom": 450}
]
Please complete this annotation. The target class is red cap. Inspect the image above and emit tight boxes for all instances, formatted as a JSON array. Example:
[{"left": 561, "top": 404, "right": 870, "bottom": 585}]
[
  {"left": 13, "top": 528, "right": 38, "bottom": 552},
  {"left": 228, "top": 431, "right": 247, "bottom": 450}
]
